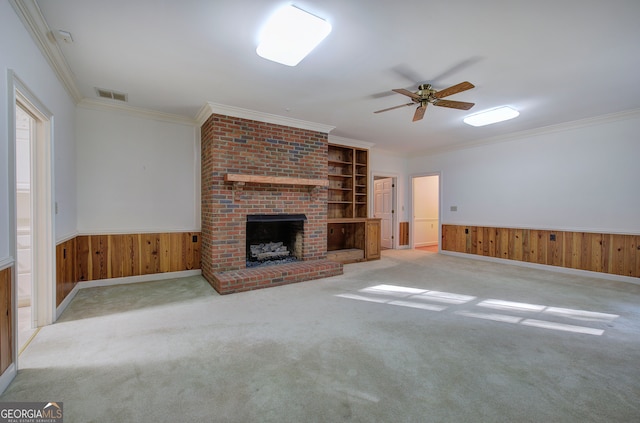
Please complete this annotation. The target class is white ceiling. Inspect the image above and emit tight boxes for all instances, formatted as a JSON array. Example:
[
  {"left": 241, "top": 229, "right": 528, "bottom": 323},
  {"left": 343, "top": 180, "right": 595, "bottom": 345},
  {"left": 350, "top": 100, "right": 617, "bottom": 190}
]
[{"left": 29, "top": 0, "right": 640, "bottom": 153}]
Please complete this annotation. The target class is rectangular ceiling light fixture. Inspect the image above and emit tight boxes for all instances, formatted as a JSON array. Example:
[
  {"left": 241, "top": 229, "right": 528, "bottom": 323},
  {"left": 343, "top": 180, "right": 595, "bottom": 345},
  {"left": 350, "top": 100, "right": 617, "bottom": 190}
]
[
  {"left": 463, "top": 106, "right": 520, "bottom": 127},
  {"left": 256, "top": 5, "right": 332, "bottom": 66}
]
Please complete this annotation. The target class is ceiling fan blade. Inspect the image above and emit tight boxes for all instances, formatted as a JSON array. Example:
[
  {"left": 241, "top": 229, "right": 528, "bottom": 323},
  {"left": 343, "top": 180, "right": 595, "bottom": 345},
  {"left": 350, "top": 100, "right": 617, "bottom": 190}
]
[
  {"left": 392, "top": 88, "right": 421, "bottom": 101},
  {"left": 429, "top": 57, "right": 482, "bottom": 86},
  {"left": 374, "top": 102, "right": 414, "bottom": 114},
  {"left": 433, "top": 81, "right": 475, "bottom": 99},
  {"left": 413, "top": 104, "right": 427, "bottom": 122},
  {"left": 433, "top": 99, "right": 475, "bottom": 110},
  {"left": 391, "top": 64, "right": 425, "bottom": 85}
]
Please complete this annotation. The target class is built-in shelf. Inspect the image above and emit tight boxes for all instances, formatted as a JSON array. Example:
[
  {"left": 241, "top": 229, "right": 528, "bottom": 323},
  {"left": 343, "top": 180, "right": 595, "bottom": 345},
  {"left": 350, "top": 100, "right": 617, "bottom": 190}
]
[
  {"left": 326, "top": 143, "right": 379, "bottom": 263},
  {"left": 327, "top": 144, "right": 369, "bottom": 220},
  {"left": 224, "top": 173, "right": 328, "bottom": 187}
]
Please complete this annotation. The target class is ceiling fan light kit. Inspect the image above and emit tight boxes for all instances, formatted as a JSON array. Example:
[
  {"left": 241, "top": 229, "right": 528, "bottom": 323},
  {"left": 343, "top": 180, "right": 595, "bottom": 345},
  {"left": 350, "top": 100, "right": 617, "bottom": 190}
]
[
  {"left": 463, "top": 106, "right": 520, "bottom": 127},
  {"left": 374, "top": 81, "right": 476, "bottom": 121},
  {"left": 256, "top": 5, "right": 332, "bottom": 66}
]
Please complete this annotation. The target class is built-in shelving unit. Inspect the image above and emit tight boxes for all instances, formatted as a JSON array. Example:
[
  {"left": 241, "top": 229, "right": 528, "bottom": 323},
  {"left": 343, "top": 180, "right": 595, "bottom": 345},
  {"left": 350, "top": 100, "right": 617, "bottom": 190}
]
[
  {"left": 328, "top": 144, "right": 368, "bottom": 219},
  {"left": 327, "top": 143, "right": 380, "bottom": 263}
]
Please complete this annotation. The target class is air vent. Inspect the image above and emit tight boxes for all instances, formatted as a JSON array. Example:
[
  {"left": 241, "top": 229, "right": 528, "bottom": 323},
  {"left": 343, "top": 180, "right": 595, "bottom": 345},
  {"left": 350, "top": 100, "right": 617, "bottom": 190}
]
[{"left": 95, "top": 87, "right": 128, "bottom": 102}]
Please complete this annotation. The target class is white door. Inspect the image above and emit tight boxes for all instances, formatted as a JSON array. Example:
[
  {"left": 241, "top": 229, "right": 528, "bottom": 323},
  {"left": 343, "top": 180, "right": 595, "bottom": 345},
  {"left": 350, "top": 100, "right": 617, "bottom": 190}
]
[{"left": 374, "top": 178, "right": 393, "bottom": 249}]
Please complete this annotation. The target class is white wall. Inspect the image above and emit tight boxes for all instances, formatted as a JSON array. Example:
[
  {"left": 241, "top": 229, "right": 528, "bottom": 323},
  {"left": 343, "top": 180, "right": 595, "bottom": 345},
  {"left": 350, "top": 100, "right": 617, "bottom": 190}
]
[
  {"left": 408, "top": 111, "right": 640, "bottom": 234},
  {"left": 76, "top": 106, "right": 200, "bottom": 233},
  {"left": 0, "top": 1, "right": 77, "bottom": 261}
]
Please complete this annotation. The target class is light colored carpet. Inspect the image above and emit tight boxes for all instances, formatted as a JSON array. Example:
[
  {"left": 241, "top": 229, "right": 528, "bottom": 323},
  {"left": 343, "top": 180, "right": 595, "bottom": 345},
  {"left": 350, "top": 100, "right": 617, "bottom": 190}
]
[{"left": 2, "top": 249, "right": 640, "bottom": 422}]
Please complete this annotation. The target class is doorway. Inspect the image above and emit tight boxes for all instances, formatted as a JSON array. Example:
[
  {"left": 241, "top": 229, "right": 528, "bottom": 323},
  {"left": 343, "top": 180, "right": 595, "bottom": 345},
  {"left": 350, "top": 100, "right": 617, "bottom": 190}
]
[
  {"left": 412, "top": 174, "right": 440, "bottom": 250},
  {"left": 15, "top": 104, "right": 37, "bottom": 352},
  {"left": 373, "top": 176, "right": 396, "bottom": 249},
  {"left": 12, "top": 74, "right": 56, "bottom": 348}
]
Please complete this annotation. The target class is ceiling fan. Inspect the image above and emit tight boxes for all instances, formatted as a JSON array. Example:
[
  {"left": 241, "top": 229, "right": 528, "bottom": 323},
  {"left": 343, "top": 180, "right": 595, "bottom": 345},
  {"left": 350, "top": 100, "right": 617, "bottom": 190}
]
[{"left": 374, "top": 81, "right": 475, "bottom": 122}]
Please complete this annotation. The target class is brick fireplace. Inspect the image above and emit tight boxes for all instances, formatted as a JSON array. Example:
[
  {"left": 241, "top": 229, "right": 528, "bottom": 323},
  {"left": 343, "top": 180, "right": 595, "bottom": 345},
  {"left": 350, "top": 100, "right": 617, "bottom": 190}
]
[{"left": 201, "top": 113, "right": 343, "bottom": 294}]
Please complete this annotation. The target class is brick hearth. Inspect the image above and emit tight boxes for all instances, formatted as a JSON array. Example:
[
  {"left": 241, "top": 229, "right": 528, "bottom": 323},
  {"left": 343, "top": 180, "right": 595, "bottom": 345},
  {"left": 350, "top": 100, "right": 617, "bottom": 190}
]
[
  {"left": 211, "top": 260, "right": 343, "bottom": 294},
  {"left": 201, "top": 113, "right": 343, "bottom": 294}
]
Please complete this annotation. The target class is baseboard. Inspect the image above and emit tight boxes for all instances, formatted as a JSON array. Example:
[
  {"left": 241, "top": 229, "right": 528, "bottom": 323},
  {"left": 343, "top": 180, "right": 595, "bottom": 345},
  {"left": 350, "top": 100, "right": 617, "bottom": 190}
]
[
  {"left": 440, "top": 251, "right": 640, "bottom": 286},
  {"left": 78, "top": 269, "right": 202, "bottom": 289},
  {"left": 55, "top": 269, "right": 202, "bottom": 320},
  {"left": 56, "top": 284, "right": 80, "bottom": 320},
  {"left": 0, "top": 363, "right": 16, "bottom": 395}
]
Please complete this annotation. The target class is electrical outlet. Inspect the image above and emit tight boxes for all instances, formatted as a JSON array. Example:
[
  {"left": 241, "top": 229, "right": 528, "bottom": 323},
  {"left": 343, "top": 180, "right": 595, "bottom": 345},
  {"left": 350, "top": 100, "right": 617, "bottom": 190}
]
[
  {"left": 550, "top": 234, "right": 556, "bottom": 241},
  {"left": 192, "top": 235, "right": 198, "bottom": 243}
]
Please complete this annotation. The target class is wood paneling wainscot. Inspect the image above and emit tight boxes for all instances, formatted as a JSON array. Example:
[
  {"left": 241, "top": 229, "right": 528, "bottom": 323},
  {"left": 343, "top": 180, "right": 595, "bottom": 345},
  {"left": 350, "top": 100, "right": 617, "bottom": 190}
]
[
  {"left": 0, "top": 266, "right": 12, "bottom": 374},
  {"left": 56, "top": 237, "right": 77, "bottom": 306},
  {"left": 442, "top": 225, "right": 640, "bottom": 279},
  {"left": 76, "top": 232, "right": 201, "bottom": 282},
  {"left": 399, "top": 222, "right": 410, "bottom": 246}
]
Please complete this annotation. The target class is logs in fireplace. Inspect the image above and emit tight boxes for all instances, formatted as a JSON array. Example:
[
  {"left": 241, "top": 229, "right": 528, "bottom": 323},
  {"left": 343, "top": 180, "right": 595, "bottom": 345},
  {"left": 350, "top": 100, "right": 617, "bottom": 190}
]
[
  {"left": 246, "top": 214, "right": 306, "bottom": 268},
  {"left": 250, "top": 241, "right": 290, "bottom": 260}
]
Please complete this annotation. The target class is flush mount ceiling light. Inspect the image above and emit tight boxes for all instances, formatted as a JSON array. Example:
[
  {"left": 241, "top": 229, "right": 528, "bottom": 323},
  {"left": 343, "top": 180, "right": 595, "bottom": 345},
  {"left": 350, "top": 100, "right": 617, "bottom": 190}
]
[
  {"left": 463, "top": 106, "right": 520, "bottom": 127},
  {"left": 256, "top": 5, "right": 332, "bottom": 66}
]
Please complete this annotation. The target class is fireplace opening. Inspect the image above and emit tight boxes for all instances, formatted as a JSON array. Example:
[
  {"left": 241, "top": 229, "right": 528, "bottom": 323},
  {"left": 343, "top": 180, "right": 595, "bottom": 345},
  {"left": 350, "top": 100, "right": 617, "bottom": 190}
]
[{"left": 246, "top": 214, "right": 306, "bottom": 268}]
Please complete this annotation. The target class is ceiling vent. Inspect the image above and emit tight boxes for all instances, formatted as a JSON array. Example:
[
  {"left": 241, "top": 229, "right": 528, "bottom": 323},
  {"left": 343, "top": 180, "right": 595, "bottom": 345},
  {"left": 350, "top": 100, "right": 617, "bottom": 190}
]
[{"left": 95, "top": 88, "right": 128, "bottom": 102}]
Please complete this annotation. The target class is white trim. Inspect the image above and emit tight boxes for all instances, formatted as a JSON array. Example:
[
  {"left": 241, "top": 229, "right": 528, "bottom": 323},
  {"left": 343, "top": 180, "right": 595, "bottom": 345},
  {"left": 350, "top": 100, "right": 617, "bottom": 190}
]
[
  {"left": 440, "top": 250, "right": 640, "bottom": 286},
  {"left": 55, "top": 283, "right": 79, "bottom": 320},
  {"left": 11, "top": 71, "right": 56, "bottom": 335},
  {"left": 0, "top": 258, "right": 15, "bottom": 271},
  {"left": 0, "top": 364, "right": 17, "bottom": 394},
  {"left": 6, "top": 71, "right": 18, "bottom": 391},
  {"left": 329, "top": 135, "right": 375, "bottom": 150},
  {"left": 79, "top": 270, "right": 202, "bottom": 290},
  {"left": 9, "top": 0, "right": 82, "bottom": 102},
  {"left": 56, "top": 231, "right": 79, "bottom": 244},
  {"left": 54, "top": 270, "right": 204, "bottom": 319},
  {"left": 75, "top": 229, "right": 201, "bottom": 236},
  {"left": 414, "top": 108, "right": 640, "bottom": 156},
  {"left": 78, "top": 98, "right": 197, "bottom": 127},
  {"left": 196, "top": 101, "right": 335, "bottom": 134}
]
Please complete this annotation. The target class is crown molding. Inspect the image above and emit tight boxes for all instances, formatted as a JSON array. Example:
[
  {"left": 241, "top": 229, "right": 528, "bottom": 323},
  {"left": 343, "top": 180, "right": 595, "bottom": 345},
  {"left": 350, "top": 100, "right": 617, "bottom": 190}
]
[
  {"left": 78, "top": 99, "right": 198, "bottom": 126},
  {"left": 196, "top": 101, "right": 335, "bottom": 134},
  {"left": 415, "top": 108, "right": 640, "bottom": 157},
  {"left": 10, "top": 0, "right": 83, "bottom": 103},
  {"left": 328, "top": 135, "right": 375, "bottom": 150}
]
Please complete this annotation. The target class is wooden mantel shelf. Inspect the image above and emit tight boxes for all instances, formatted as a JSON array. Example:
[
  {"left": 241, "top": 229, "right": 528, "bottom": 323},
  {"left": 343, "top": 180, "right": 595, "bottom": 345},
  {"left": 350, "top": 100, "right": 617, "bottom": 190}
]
[{"left": 224, "top": 173, "right": 329, "bottom": 187}]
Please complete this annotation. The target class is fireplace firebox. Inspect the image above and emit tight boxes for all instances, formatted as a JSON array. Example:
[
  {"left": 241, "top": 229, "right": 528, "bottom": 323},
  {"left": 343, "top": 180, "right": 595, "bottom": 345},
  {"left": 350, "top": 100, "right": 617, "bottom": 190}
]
[{"left": 246, "top": 214, "right": 306, "bottom": 268}]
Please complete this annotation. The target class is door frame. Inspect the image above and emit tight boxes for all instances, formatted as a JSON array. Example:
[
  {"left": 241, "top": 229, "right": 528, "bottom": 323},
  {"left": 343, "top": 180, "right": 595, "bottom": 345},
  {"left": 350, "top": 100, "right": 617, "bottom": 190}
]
[
  {"left": 3, "top": 71, "right": 56, "bottom": 389},
  {"left": 410, "top": 172, "right": 441, "bottom": 250},
  {"left": 370, "top": 172, "right": 398, "bottom": 249}
]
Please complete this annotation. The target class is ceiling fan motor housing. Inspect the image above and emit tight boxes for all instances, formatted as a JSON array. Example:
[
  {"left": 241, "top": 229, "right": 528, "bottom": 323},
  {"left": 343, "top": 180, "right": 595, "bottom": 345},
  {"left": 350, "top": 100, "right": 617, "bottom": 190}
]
[{"left": 374, "top": 80, "right": 475, "bottom": 120}]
